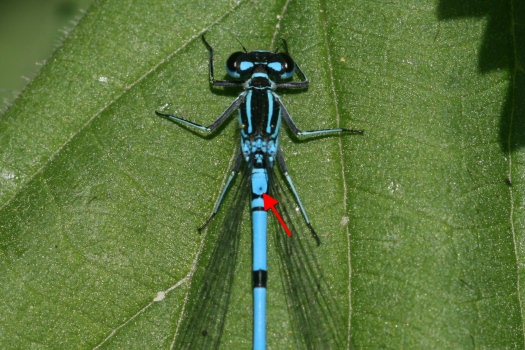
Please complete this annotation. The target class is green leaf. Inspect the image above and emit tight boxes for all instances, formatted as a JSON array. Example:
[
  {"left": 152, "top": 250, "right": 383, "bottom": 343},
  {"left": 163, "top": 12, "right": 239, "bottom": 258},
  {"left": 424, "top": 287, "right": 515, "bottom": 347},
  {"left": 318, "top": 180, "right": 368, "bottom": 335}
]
[{"left": 1, "top": 0, "right": 524, "bottom": 348}]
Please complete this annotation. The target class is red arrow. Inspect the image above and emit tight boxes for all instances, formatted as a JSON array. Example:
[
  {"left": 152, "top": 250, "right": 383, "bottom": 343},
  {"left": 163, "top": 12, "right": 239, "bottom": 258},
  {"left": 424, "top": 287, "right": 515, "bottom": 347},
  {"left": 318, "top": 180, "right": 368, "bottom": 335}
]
[{"left": 262, "top": 193, "right": 292, "bottom": 237}]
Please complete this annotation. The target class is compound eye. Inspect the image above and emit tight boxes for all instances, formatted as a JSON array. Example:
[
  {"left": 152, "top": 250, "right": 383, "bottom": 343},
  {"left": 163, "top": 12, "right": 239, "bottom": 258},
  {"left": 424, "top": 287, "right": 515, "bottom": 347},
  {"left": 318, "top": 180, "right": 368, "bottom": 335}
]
[
  {"left": 277, "top": 53, "right": 296, "bottom": 79},
  {"left": 226, "top": 52, "right": 252, "bottom": 78}
]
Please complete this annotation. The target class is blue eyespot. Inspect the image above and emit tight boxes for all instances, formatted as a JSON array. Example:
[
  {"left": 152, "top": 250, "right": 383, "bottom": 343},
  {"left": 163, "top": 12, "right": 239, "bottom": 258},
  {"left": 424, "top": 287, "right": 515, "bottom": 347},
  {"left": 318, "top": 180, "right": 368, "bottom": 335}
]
[
  {"left": 240, "top": 61, "right": 254, "bottom": 71},
  {"left": 267, "top": 62, "right": 282, "bottom": 72}
]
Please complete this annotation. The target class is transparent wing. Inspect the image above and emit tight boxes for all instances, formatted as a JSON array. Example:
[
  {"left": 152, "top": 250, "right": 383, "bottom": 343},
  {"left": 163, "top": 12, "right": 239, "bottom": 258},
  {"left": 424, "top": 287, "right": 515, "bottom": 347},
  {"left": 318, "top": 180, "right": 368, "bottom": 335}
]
[
  {"left": 172, "top": 152, "right": 346, "bottom": 349},
  {"left": 173, "top": 155, "right": 251, "bottom": 350},
  {"left": 268, "top": 163, "right": 346, "bottom": 349}
]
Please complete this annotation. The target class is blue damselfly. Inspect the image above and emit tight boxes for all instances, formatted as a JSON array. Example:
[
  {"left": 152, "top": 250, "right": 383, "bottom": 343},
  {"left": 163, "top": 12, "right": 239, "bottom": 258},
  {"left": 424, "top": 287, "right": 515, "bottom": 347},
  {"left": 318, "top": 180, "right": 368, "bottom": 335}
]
[{"left": 156, "top": 35, "right": 362, "bottom": 350}]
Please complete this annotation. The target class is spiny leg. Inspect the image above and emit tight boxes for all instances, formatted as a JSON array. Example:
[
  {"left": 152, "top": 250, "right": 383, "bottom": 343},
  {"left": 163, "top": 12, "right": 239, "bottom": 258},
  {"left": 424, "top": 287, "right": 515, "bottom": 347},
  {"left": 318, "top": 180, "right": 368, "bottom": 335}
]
[
  {"left": 276, "top": 149, "right": 321, "bottom": 246},
  {"left": 201, "top": 35, "right": 244, "bottom": 88},
  {"left": 198, "top": 150, "right": 244, "bottom": 230},
  {"left": 155, "top": 92, "right": 246, "bottom": 133},
  {"left": 275, "top": 94, "right": 364, "bottom": 136}
]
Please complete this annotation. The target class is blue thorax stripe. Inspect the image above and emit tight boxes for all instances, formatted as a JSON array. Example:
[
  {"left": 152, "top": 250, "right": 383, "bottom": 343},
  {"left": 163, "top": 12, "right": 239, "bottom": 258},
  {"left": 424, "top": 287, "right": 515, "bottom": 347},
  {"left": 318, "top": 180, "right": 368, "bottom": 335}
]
[{"left": 245, "top": 90, "right": 253, "bottom": 134}]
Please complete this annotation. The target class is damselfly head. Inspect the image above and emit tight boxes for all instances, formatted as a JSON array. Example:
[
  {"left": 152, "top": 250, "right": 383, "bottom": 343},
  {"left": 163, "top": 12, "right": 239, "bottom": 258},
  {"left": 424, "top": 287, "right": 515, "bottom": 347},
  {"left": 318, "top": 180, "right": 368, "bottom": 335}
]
[{"left": 226, "top": 50, "right": 296, "bottom": 80}]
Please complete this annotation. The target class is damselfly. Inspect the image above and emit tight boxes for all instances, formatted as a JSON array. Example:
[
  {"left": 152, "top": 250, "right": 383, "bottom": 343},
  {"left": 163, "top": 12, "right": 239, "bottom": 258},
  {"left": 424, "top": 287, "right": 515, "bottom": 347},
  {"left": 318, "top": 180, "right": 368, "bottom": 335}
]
[{"left": 156, "top": 35, "right": 363, "bottom": 350}]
